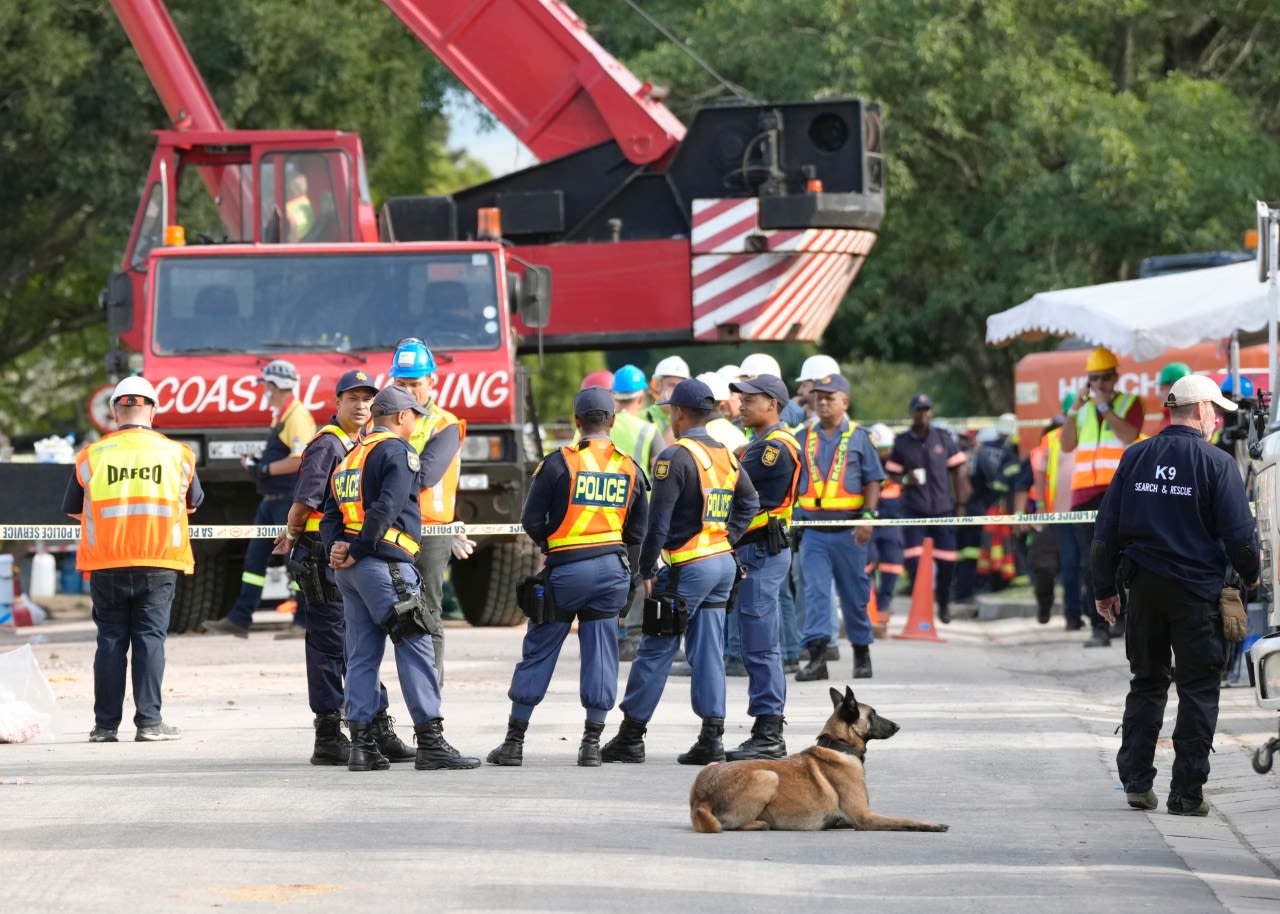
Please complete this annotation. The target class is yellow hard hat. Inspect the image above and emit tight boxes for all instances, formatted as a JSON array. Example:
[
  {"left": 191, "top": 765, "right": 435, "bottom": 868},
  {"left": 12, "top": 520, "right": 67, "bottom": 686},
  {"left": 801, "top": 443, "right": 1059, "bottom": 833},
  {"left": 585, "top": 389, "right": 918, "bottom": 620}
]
[{"left": 1085, "top": 347, "right": 1118, "bottom": 373}]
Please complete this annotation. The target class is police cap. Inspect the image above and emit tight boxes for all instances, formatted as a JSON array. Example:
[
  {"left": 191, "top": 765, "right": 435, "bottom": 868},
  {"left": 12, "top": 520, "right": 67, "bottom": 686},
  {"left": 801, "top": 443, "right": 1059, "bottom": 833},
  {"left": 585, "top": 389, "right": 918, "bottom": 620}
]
[
  {"left": 371, "top": 385, "right": 429, "bottom": 417},
  {"left": 812, "top": 374, "right": 851, "bottom": 396},
  {"left": 730, "top": 374, "right": 790, "bottom": 405},
  {"left": 336, "top": 369, "right": 377, "bottom": 396},
  {"left": 658, "top": 378, "right": 716, "bottom": 409},
  {"left": 574, "top": 387, "right": 616, "bottom": 419}
]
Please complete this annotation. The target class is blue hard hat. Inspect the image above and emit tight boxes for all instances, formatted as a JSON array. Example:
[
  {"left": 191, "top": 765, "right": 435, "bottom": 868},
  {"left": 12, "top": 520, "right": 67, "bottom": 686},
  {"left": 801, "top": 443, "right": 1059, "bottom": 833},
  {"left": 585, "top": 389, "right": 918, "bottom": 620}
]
[
  {"left": 1221, "top": 375, "right": 1255, "bottom": 398},
  {"left": 389, "top": 337, "right": 437, "bottom": 378},
  {"left": 612, "top": 364, "right": 647, "bottom": 396}
]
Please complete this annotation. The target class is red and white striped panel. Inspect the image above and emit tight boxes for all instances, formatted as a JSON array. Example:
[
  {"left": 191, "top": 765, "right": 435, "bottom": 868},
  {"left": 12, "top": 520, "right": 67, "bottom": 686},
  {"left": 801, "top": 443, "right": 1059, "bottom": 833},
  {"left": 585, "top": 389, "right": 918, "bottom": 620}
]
[{"left": 691, "top": 199, "right": 877, "bottom": 341}]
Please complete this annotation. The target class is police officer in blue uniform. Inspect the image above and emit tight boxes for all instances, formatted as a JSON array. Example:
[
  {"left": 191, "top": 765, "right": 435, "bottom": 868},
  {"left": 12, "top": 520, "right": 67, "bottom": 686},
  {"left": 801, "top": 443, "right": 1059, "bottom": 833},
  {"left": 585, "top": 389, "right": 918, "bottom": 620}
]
[
  {"left": 487, "top": 388, "right": 649, "bottom": 767},
  {"left": 601, "top": 378, "right": 759, "bottom": 765},
  {"left": 723, "top": 374, "right": 800, "bottom": 760},
  {"left": 1093, "top": 375, "right": 1260, "bottom": 816},
  {"left": 321, "top": 386, "right": 480, "bottom": 772},
  {"left": 275, "top": 369, "right": 416, "bottom": 766}
]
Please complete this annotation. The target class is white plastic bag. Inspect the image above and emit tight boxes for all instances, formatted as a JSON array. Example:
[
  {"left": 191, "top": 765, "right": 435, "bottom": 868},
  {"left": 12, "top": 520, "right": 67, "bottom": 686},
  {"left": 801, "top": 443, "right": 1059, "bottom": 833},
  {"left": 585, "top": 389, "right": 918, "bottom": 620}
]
[{"left": 0, "top": 644, "right": 60, "bottom": 743}]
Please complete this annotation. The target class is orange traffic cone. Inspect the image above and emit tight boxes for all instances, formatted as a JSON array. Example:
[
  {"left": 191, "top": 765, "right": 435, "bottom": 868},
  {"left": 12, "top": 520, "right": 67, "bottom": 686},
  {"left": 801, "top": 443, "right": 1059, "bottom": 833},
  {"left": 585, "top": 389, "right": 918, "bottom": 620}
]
[{"left": 893, "top": 536, "right": 943, "bottom": 642}]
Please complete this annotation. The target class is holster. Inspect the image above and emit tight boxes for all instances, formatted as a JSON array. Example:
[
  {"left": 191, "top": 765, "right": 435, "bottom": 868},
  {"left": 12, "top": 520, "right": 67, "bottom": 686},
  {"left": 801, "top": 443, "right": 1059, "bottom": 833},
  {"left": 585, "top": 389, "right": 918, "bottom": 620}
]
[
  {"left": 381, "top": 563, "right": 430, "bottom": 645},
  {"left": 286, "top": 536, "right": 339, "bottom": 605},
  {"left": 642, "top": 590, "right": 689, "bottom": 637},
  {"left": 516, "top": 568, "right": 558, "bottom": 624},
  {"left": 765, "top": 516, "right": 791, "bottom": 556}
]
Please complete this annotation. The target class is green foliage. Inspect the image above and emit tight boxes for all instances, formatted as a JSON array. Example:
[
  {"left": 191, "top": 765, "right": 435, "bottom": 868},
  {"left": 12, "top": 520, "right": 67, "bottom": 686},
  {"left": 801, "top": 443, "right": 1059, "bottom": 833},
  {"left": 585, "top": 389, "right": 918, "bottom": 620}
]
[{"left": 520, "top": 351, "right": 609, "bottom": 425}]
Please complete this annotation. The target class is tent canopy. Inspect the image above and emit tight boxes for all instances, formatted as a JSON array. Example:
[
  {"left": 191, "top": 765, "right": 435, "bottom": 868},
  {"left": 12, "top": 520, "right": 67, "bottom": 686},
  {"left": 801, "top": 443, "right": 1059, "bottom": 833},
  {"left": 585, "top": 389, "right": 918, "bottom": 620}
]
[{"left": 985, "top": 261, "right": 1270, "bottom": 361}]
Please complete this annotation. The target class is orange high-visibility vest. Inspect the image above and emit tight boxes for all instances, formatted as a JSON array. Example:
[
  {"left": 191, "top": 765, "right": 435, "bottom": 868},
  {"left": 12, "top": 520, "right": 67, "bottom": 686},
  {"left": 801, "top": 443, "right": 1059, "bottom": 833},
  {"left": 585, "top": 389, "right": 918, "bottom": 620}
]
[
  {"left": 546, "top": 439, "right": 638, "bottom": 552},
  {"left": 1070, "top": 394, "right": 1138, "bottom": 492},
  {"left": 410, "top": 404, "right": 465, "bottom": 524},
  {"left": 663, "top": 437, "right": 739, "bottom": 565},
  {"left": 330, "top": 429, "right": 420, "bottom": 556},
  {"left": 797, "top": 424, "right": 866, "bottom": 512},
  {"left": 302, "top": 424, "right": 358, "bottom": 533},
  {"left": 74, "top": 427, "right": 196, "bottom": 573},
  {"left": 745, "top": 427, "right": 801, "bottom": 534}
]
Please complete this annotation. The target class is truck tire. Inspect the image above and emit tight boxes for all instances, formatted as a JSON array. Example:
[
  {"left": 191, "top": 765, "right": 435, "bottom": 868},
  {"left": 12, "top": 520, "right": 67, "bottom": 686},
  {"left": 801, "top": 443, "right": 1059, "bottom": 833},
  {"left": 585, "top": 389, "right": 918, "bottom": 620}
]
[
  {"left": 452, "top": 538, "right": 538, "bottom": 627},
  {"left": 169, "top": 541, "right": 242, "bottom": 634}
]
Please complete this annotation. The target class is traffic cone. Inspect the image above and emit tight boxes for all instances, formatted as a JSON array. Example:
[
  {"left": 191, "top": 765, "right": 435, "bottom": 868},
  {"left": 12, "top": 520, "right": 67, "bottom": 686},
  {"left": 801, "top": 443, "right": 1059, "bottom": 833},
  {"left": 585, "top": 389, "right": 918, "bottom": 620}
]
[
  {"left": 867, "top": 587, "right": 883, "bottom": 627},
  {"left": 894, "top": 536, "right": 943, "bottom": 642}
]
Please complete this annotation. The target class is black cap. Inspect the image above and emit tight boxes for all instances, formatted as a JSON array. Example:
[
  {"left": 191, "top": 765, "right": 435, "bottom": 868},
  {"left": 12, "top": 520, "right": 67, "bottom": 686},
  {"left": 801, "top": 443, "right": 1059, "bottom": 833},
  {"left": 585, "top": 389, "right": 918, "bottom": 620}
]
[
  {"left": 909, "top": 392, "right": 934, "bottom": 411},
  {"left": 658, "top": 378, "right": 716, "bottom": 409},
  {"left": 574, "top": 387, "right": 616, "bottom": 418},
  {"left": 371, "top": 385, "right": 429, "bottom": 417},
  {"left": 730, "top": 373, "right": 790, "bottom": 404},
  {"left": 336, "top": 369, "right": 378, "bottom": 396},
  {"left": 811, "top": 374, "right": 851, "bottom": 395}
]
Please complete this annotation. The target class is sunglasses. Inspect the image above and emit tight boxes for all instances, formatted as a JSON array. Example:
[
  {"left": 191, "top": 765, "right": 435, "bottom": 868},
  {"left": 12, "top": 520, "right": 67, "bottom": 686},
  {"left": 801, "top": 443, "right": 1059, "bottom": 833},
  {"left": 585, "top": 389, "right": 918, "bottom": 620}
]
[{"left": 1087, "top": 372, "right": 1116, "bottom": 383}]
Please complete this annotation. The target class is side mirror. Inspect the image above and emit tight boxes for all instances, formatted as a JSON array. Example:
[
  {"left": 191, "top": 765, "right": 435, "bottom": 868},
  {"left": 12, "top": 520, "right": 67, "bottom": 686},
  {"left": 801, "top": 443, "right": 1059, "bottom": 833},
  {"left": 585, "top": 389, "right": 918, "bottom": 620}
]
[
  {"left": 102, "top": 271, "right": 134, "bottom": 336},
  {"left": 518, "top": 265, "right": 552, "bottom": 329}
]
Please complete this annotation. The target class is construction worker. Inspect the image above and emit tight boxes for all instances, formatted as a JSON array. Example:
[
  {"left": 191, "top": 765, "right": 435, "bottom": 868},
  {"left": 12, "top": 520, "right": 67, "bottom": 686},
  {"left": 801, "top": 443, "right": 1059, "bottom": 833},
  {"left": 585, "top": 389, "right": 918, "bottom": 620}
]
[
  {"left": 486, "top": 387, "right": 649, "bottom": 767},
  {"left": 610, "top": 364, "right": 660, "bottom": 474},
  {"left": 1062, "top": 346, "right": 1144, "bottom": 647},
  {"left": 697, "top": 371, "right": 749, "bottom": 452},
  {"left": 601, "top": 378, "right": 758, "bottom": 765},
  {"left": 790, "top": 354, "right": 841, "bottom": 429},
  {"left": 793, "top": 374, "right": 883, "bottom": 681},
  {"left": 65, "top": 376, "right": 202, "bottom": 742},
  {"left": 644, "top": 354, "right": 691, "bottom": 444},
  {"left": 321, "top": 385, "right": 480, "bottom": 772},
  {"left": 285, "top": 171, "right": 315, "bottom": 242},
  {"left": 389, "top": 338, "right": 470, "bottom": 678},
  {"left": 580, "top": 369, "right": 614, "bottom": 391},
  {"left": 723, "top": 374, "right": 800, "bottom": 760},
  {"left": 208, "top": 359, "right": 314, "bottom": 637},
  {"left": 1157, "top": 362, "right": 1192, "bottom": 429},
  {"left": 866, "top": 423, "right": 904, "bottom": 636},
  {"left": 272, "top": 369, "right": 416, "bottom": 766}
]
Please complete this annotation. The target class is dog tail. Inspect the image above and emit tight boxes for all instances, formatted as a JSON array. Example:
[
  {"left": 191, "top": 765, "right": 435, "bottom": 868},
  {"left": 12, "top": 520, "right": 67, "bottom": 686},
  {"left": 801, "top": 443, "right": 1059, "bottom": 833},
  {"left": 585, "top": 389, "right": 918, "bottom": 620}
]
[{"left": 690, "top": 802, "right": 722, "bottom": 833}]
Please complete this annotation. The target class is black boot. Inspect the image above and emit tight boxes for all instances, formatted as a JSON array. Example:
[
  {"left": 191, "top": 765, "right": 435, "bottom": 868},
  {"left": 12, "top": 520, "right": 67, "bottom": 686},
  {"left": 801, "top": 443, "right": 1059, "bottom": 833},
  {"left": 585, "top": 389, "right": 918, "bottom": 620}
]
[
  {"left": 853, "top": 644, "right": 873, "bottom": 679},
  {"left": 371, "top": 711, "right": 416, "bottom": 763},
  {"left": 578, "top": 720, "right": 605, "bottom": 767},
  {"left": 796, "top": 640, "right": 829, "bottom": 681},
  {"left": 310, "top": 711, "right": 351, "bottom": 766},
  {"left": 725, "top": 715, "right": 786, "bottom": 761},
  {"left": 600, "top": 716, "right": 647, "bottom": 763},
  {"left": 346, "top": 721, "right": 390, "bottom": 772},
  {"left": 413, "top": 719, "right": 481, "bottom": 770},
  {"left": 677, "top": 717, "right": 726, "bottom": 765},
  {"left": 486, "top": 717, "right": 528, "bottom": 766}
]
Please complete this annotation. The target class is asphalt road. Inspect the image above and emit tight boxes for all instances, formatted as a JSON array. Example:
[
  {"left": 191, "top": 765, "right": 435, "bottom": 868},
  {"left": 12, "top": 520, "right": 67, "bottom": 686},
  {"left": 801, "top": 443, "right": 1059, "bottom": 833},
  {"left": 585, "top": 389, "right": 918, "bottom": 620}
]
[{"left": 1, "top": 599, "right": 1277, "bottom": 913}]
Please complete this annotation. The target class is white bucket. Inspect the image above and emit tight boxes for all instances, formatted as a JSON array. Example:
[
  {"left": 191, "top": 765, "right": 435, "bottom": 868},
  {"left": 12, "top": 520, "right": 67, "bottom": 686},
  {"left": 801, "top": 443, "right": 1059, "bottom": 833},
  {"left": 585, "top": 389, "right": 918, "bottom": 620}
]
[{"left": 29, "top": 551, "right": 56, "bottom": 600}]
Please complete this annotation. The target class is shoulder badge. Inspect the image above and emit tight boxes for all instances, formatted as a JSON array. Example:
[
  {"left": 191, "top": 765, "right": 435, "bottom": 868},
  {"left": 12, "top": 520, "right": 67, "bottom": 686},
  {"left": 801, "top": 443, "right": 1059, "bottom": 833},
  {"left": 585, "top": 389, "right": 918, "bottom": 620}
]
[
  {"left": 654, "top": 459, "right": 670, "bottom": 480},
  {"left": 532, "top": 458, "right": 545, "bottom": 477},
  {"left": 406, "top": 450, "right": 421, "bottom": 472},
  {"left": 762, "top": 444, "right": 780, "bottom": 467}
]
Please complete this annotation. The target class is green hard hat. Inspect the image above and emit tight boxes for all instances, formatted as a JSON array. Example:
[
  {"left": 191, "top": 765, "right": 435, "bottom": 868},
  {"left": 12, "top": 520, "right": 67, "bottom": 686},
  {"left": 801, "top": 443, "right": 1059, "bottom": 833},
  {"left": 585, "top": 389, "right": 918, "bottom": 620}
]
[{"left": 1157, "top": 361, "right": 1191, "bottom": 385}]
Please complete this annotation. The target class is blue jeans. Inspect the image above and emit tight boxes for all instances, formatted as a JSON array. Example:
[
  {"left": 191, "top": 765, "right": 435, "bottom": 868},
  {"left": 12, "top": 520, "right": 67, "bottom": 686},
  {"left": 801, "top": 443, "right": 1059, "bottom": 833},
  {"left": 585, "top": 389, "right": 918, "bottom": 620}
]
[
  {"left": 227, "top": 496, "right": 291, "bottom": 628},
  {"left": 91, "top": 568, "right": 177, "bottom": 729},
  {"left": 1053, "top": 524, "right": 1082, "bottom": 626}
]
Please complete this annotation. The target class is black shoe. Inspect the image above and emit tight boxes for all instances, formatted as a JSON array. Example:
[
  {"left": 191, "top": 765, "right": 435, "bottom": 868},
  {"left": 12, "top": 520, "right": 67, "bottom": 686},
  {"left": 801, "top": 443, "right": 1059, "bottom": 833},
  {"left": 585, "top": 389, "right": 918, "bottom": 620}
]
[
  {"left": 371, "top": 711, "right": 417, "bottom": 763},
  {"left": 796, "top": 656, "right": 829, "bottom": 681},
  {"left": 88, "top": 726, "right": 118, "bottom": 743},
  {"left": 853, "top": 645, "right": 872, "bottom": 679},
  {"left": 725, "top": 715, "right": 786, "bottom": 761},
  {"left": 1037, "top": 603, "right": 1052, "bottom": 624},
  {"left": 1083, "top": 628, "right": 1111, "bottom": 648},
  {"left": 937, "top": 603, "right": 951, "bottom": 625},
  {"left": 346, "top": 722, "right": 391, "bottom": 771},
  {"left": 677, "top": 718, "right": 725, "bottom": 765},
  {"left": 486, "top": 717, "right": 528, "bottom": 766},
  {"left": 202, "top": 617, "right": 249, "bottom": 638},
  {"left": 310, "top": 711, "right": 351, "bottom": 766},
  {"left": 1167, "top": 797, "right": 1210, "bottom": 817},
  {"left": 414, "top": 719, "right": 481, "bottom": 770},
  {"left": 578, "top": 720, "right": 605, "bottom": 767},
  {"left": 601, "top": 716, "right": 647, "bottom": 763}
]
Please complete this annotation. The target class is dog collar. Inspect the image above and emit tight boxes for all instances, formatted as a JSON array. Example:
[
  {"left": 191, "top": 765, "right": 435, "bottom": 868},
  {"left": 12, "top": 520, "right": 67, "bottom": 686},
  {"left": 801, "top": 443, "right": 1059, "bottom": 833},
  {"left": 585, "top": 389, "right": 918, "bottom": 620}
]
[{"left": 816, "top": 734, "right": 865, "bottom": 761}]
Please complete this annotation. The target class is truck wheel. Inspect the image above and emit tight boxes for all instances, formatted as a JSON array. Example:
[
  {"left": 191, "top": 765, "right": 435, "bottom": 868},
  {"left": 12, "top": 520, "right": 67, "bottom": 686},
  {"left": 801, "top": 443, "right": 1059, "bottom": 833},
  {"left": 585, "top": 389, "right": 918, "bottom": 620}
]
[
  {"left": 169, "top": 541, "right": 242, "bottom": 633},
  {"left": 452, "top": 538, "right": 538, "bottom": 627}
]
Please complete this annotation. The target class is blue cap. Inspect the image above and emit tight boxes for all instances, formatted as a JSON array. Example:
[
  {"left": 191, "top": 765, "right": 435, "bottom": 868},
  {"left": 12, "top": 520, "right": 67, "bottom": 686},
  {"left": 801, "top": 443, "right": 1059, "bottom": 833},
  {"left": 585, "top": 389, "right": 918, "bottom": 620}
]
[
  {"left": 730, "top": 373, "right": 790, "bottom": 404},
  {"left": 812, "top": 374, "right": 851, "bottom": 395},
  {"left": 574, "top": 387, "right": 616, "bottom": 418},
  {"left": 658, "top": 378, "right": 716, "bottom": 409},
  {"left": 336, "top": 369, "right": 378, "bottom": 396},
  {"left": 909, "top": 392, "right": 934, "bottom": 411},
  {"left": 371, "top": 385, "right": 428, "bottom": 417}
]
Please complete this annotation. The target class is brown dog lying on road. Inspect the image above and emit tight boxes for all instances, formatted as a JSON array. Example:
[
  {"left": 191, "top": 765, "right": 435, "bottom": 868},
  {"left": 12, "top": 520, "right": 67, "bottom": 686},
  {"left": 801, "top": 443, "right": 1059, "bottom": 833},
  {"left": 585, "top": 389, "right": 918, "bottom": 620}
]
[{"left": 690, "top": 686, "right": 949, "bottom": 832}]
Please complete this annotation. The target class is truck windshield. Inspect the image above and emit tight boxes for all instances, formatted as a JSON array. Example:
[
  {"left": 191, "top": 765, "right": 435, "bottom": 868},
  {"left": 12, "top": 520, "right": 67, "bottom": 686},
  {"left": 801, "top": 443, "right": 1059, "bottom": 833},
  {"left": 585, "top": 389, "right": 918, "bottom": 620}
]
[{"left": 151, "top": 252, "right": 502, "bottom": 355}]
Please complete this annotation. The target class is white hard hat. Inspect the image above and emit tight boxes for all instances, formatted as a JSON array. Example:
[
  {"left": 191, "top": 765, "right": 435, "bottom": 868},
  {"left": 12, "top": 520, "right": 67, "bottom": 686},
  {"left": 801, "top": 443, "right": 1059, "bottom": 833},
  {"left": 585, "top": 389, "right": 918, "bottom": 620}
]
[
  {"left": 977, "top": 427, "right": 999, "bottom": 444},
  {"left": 696, "top": 371, "right": 731, "bottom": 403},
  {"left": 868, "top": 423, "right": 895, "bottom": 449},
  {"left": 112, "top": 375, "right": 159, "bottom": 404},
  {"left": 739, "top": 352, "right": 782, "bottom": 379},
  {"left": 652, "top": 355, "right": 690, "bottom": 380},
  {"left": 995, "top": 412, "right": 1017, "bottom": 438},
  {"left": 796, "top": 354, "right": 841, "bottom": 382},
  {"left": 258, "top": 359, "right": 299, "bottom": 391},
  {"left": 716, "top": 364, "right": 742, "bottom": 385}
]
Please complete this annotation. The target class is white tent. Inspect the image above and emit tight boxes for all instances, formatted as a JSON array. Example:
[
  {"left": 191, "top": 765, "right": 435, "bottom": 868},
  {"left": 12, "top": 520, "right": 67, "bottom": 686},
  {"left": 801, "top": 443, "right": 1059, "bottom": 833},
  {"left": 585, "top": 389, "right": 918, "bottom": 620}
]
[{"left": 985, "top": 261, "right": 1270, "bottom": 361}]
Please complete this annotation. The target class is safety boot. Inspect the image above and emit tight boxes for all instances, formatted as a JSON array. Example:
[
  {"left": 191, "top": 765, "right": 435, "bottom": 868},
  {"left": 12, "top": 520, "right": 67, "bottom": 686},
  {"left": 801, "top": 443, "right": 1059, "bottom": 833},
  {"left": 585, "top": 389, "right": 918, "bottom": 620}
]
[
  {"left": 724, "top": 715, "right": 786, "bottom": 761},
  {"left": 486, "top": 717, "right": 529, "bottom": 766},
  {"left": 310, "top": 711, "right": 351, "bottom": 766},
  {"left": 371, "top": 711, "right": 416, "bottom": 763},
  {"left": 346, "top": 721, "right": 390, "bottom": 772},
  {"left": 853, "top": 644, "right": 873, "bottom": 679},
  {"left": 600, "top": 716, "right": 647, "bottom": 763},
  {"left": 578, "top": 720, "right": 605, "bottom": 767},
  {"left": 795, "top": 640, "right": 829, "bottom": 681},
  {"left": 677, "top": 717, "right": 726, "bottom": 765},
  {"left": 413, "top": 719, "right": 481, "bottom": 770}
]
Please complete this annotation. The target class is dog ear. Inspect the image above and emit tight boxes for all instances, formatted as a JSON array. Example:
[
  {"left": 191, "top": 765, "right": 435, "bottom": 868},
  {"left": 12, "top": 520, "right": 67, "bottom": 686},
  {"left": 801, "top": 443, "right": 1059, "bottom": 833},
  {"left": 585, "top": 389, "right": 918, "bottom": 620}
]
[
  {"left": 838, "top": 686, "right": 861, "bottom": 724},
  {"left": 828, "top": 686, "right": 843, "bottom": 709}
]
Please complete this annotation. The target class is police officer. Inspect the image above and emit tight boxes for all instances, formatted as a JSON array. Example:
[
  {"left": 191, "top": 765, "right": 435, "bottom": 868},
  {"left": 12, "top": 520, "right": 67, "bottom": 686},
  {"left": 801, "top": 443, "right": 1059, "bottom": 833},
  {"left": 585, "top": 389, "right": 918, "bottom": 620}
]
[
  {"left": 321, "top": 386, "right": 480, "bottom": 772},
  {"left": 723, "top": 374, "right": 800, "bottom": 760},
  {"left": 64, "top": 376, "right": 203, "bottom": 742},
  {"left": 1093, "top": 375, "right": 1259, "bottom": 816},
  {"left": 388, "top": 338, "right": 470, "bottom": 678},
  {"left": 487, "top": 388, "right": 649, "bottom": 767},
  {"left": 273, "top": 369, "right": 415, "bottom": 765},
  {"left": 794, "top": 374, "right": 883, "bottom": 681},
  {"left": 209, "top": 359, "right": 315, "bottom": 637},
  {"left": 601, "top": 378, "right": 758, "bottom": 765}
]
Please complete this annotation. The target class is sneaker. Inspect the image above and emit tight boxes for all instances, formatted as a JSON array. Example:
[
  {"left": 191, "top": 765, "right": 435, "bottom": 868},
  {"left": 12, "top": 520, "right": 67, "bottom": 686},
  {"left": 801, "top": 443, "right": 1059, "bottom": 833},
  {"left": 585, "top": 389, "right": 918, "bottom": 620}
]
[
  {"left": 203, "top": 617, "right": 249, "bottom": 638},
  {"left": 1126, "top": 789, "right": 1157, "bottom": 810},
  {"left": 135, "top": 722, "right": 182, "bottom": 741},
  {"left": 89, "top": 726, "right": 118, "bottom": 743},
  {"left": 273, "top": 624, "right": 307, "bottom": 640},
  {"left": 1167, "top": 798, "right": 1210, "bottom": 817},
  {"left": 724, "top": 656, "right": 748, "bottom": 677}
]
